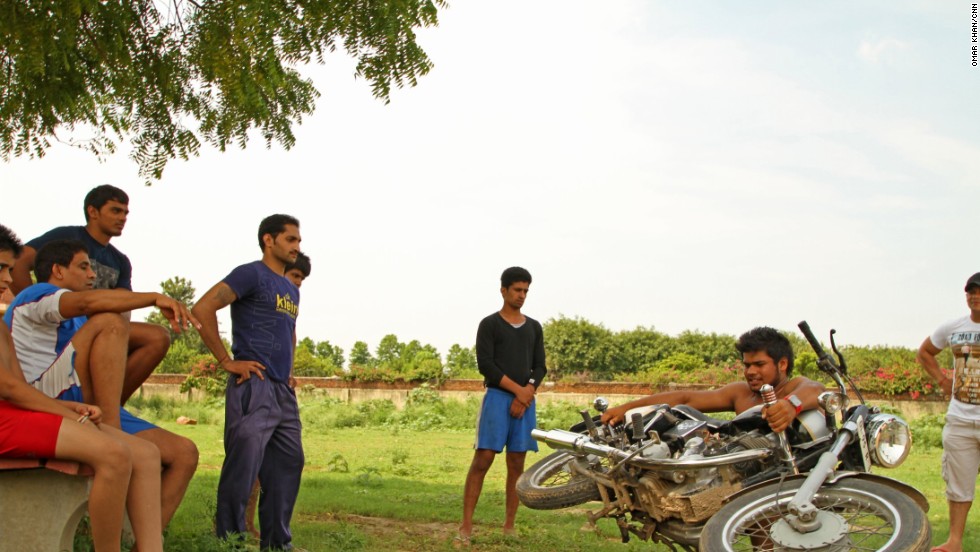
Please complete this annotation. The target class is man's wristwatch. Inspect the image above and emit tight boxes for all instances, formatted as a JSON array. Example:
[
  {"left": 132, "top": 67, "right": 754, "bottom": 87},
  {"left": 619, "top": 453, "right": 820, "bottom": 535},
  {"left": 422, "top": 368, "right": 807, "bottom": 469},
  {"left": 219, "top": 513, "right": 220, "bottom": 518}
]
[{"left": 785, "top": 394, "right": 803, "bottom": 415}]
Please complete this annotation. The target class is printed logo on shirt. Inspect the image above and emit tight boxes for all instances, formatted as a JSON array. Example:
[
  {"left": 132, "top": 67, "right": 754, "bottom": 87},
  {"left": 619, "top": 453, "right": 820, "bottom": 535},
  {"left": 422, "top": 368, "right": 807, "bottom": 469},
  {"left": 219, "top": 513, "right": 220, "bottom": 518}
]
[
  {"left": 91, "top": 260, "right": 120, "bottom": 289},
  {"left": 950, "top": 333, "right": 980, "bottom": 406},
  {"left": 276, "top": 293, "right": 298, "bottom": 318}
]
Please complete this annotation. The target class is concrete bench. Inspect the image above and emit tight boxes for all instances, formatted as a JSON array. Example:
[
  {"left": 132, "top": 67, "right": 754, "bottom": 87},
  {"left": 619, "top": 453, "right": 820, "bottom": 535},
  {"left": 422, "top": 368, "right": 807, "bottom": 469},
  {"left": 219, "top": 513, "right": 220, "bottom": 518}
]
[{"left": 0, "top": 457, "right": 94, "bottom": 551}]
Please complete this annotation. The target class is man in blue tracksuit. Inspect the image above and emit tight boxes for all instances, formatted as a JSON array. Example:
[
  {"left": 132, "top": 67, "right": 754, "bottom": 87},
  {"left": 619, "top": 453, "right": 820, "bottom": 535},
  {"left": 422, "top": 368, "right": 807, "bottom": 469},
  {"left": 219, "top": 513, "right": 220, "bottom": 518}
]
[{"left": 192, "top": 214, "right": 304, "bottom": 551}]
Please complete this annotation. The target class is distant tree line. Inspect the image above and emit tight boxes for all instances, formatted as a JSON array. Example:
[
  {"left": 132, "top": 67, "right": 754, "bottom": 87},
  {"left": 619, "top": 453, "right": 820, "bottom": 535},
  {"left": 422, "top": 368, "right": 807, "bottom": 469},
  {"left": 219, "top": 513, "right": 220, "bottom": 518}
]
[{"left": 149, "top": 278, "right": 947, "bottom": 397}]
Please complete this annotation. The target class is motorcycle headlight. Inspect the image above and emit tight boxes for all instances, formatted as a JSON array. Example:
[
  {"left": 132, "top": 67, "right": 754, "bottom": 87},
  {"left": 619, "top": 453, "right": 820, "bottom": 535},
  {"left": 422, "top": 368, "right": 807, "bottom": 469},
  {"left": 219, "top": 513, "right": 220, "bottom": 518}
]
[
  {"left": 817, "top": 391, "right": 847, "bottom": 414},
  {"left": 866, "top": 413, "right": 912, "bottom": 468}
]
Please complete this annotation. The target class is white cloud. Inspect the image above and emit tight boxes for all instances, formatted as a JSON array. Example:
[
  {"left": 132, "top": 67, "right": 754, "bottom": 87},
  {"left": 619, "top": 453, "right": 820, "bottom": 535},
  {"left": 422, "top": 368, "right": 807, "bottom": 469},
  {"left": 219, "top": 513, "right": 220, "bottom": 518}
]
[{"left": 857, "top": 37, "right": 909, "bottom": 64}]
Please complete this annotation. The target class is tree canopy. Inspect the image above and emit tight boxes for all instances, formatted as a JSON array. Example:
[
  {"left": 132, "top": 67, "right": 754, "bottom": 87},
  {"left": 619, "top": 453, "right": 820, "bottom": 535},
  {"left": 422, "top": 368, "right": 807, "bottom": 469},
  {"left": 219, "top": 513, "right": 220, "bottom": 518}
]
[{"left": 0, "top": 0, "right": 446, "bottom": 181}]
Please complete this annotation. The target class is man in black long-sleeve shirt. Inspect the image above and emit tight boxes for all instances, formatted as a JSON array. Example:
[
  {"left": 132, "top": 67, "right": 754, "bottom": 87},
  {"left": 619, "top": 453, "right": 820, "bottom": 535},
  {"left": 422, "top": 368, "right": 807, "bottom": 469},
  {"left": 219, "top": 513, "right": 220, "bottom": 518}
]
[{"left": 458, "top": 267, "right": 546, "bottom": 546}]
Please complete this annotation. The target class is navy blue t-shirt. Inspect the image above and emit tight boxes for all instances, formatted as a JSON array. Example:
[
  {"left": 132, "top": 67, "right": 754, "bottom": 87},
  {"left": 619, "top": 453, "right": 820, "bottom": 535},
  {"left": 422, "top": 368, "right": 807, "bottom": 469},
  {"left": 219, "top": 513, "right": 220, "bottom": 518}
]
[
  {"left": 223, "top": 261, "right": 299, "bottom": 383},
  {"left": 27, "top": 226, "right": 132, "bottom": 290}
]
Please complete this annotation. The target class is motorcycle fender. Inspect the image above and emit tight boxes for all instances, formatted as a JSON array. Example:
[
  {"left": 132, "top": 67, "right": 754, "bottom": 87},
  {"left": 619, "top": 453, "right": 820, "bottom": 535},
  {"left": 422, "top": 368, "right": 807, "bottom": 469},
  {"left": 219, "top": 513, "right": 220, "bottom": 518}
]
[
  {"left": 826, "top": 471, "right": 930, "bottom": 514},
  {"left": 723, "top": 472, "right": 930, "bottom": 515}
]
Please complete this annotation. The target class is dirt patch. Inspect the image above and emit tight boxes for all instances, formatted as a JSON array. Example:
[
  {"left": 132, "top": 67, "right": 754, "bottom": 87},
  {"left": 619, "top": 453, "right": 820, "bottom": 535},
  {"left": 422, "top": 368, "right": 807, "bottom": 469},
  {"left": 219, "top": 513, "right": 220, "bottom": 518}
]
[{"left": 302, "top": 512, "right": 459, "bottom": 550}]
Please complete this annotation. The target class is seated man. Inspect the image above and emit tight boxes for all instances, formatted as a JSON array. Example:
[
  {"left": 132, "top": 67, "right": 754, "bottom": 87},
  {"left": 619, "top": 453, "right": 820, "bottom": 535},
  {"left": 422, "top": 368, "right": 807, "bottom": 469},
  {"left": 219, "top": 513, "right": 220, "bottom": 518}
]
[
  {"left": 0, "top": 224, "right": 164, "bottom": 552},
  {"left": 602, "top": 327, "right": 826, "bottom": 434},
  {"left": 3, "top": 239, "right": 200, "bottom": 532}
]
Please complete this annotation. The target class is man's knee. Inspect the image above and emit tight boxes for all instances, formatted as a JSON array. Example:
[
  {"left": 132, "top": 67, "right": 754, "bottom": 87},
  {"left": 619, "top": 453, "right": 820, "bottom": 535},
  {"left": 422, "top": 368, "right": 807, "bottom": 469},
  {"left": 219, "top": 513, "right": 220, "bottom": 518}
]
[
  {"left": 139, "top": 429, "right": 199, "bottom": 472},
  {"left": 131, "top": 322, "right": 171, "bottom": 351},
  {"left": 470, "top": 449, "right": 496, "bottom": 472},
  {"left": 505, "top": 452, "right": 527, "bottom": 471},
  {"left": 173, "top": 435, "right": 200, "bottom": 471},
  {"left": 83, "top": 312, "right": 129, "bottom": 336}
]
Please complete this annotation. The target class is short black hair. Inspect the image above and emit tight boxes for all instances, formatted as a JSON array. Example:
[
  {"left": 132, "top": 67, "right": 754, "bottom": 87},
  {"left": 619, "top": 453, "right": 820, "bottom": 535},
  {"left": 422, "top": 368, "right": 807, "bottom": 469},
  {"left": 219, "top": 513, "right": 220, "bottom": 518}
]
[
  {"left": 0, "top": 224, "right": 24, "bottom": 257},
  {"left": 257, "top": 214, "right": 300, "bottom": 251},
  {"left": 35, "top": 239, "right": 88, "bottom": 283},
  {"left": 736, "top": 326, "right": 795, "bottom": 377},
  {"left": 286, "top": 251, "right": 311, "bottom": 277},
  {"left": 84, "top": 184, "right": 129, "bottom": 221},
  {"left": 501, "top": 266, "right": 532, "bottom": 289}
]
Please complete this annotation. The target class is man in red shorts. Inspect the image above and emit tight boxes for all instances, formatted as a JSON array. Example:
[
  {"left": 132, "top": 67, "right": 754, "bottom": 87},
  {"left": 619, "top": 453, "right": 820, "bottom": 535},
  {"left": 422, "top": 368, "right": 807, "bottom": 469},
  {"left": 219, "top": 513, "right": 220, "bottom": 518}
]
[{"left": 0, "top": 224, "right": 164, "bottom": 552}]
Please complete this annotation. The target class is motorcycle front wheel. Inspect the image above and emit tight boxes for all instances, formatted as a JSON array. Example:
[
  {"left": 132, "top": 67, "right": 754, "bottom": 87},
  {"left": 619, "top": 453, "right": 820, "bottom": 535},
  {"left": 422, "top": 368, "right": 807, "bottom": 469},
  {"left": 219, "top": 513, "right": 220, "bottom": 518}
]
[
  {"left": 699, "top": 478, "right": 930, "bottom": 552},
  {"left": 516, "top": 451, "right": 602, "bottom": 510}
]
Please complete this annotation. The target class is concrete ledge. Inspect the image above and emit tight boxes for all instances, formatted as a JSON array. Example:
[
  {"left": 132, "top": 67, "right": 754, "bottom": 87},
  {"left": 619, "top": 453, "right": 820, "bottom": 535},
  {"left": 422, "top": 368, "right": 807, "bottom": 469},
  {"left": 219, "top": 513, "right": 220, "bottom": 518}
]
[{"left": 0, "top": 460, "right": 91, "bottom": 551}]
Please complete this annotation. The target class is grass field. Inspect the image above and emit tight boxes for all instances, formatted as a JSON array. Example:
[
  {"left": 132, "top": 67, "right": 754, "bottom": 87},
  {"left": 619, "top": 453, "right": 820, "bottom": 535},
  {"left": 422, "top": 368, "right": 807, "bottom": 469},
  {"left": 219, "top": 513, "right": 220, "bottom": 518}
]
[{"left": 120, "top": 397, "right": 977, "bottom": 551}]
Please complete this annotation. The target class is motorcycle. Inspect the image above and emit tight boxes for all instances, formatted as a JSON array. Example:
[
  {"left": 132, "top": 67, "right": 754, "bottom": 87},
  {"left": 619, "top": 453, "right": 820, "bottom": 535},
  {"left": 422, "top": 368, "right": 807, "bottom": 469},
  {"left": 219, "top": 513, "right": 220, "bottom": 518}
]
[{"left": 517, "top": 321, "right": 931, "bottom": 551}]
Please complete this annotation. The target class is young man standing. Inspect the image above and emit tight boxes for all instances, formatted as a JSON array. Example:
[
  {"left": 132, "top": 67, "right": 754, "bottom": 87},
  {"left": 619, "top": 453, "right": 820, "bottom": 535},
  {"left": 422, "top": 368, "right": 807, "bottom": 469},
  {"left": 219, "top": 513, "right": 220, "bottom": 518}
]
[
  {"left": 192, "top": 214, "right": 305, "bottom": 551},
  {"left": 245, "top": 250, "right": 311, "bottom": 539},
  {"left": 0, "top": 225, "right": 164, "bottom": 552},
  {"left": 4, "top": 239, "right": 200, "bottom": 533},
  {"left": 916, "top": 273, "right": 980, "bottom": 552},
  {"left": 602, "top": 327, "right": 825, "bottom": 432},
  {"left": 459, "top": 267, "right": 546, "bottom": 545},
  {"left": 11, "top": 184, "right": 171, "bottom": 403}
]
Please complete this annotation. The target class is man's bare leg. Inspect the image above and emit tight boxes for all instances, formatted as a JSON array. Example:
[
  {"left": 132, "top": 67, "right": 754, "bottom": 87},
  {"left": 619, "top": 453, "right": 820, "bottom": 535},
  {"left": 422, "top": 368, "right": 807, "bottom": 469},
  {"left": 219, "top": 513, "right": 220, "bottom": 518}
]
[
  {"left": 54, "top": 421, "right": 132, "bottom": 551},
  {"left": 934, "top": 500, "right": 971, "bottom": 552},
  {"left": 133, "top": 427, "right": 199, "bottom": 528},
  {"left": 460, "top": 448, "right": 496, "bottom": 541},
  {"left": 503, "top": 451, "right": 526, "bottom": 535},
  {"left": 56, "top": 422, "right": 164, "bottom": 551},
  {"left": 70, "top": 313, "right": 129, "bottom": 428},
  {"left": 121, "top": 321, "right": 170, "bottom": 404},
  {"left": 245, "top": 479, "right": 261, "bottom": 538}
]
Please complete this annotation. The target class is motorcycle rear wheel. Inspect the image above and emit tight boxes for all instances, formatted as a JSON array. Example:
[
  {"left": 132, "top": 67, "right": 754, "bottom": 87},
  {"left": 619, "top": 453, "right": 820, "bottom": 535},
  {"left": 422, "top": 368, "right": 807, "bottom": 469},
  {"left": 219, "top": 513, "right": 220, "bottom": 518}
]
[
  {"left": 699, "top": 478, "right": 930, "bottom": 552},
  {"left": 516, "top": 451, "right": 601, "bottom": 510}
]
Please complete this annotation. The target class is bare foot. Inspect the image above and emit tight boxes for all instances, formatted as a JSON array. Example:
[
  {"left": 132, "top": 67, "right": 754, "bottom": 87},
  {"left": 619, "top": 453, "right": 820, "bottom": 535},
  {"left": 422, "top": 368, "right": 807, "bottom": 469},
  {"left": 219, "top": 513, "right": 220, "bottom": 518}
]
[{"left": 453, "top": 533, "right": 472, "bottom": 548}]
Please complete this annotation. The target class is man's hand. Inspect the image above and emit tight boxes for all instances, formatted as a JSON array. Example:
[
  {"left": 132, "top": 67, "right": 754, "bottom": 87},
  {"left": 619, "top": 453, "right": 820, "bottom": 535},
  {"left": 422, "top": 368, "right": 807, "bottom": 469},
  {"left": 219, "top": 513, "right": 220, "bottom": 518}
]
[
  {"left": 514, "top": 383, "right": 535, "bottom": 407},
  {"left": 600, "top": 405, "right": 627, "bottom": 426},
  {"left": 509, "top": 398, "right": 527, "bottom": 419},
  {"left": 941, "top": 376, "right": 953, "bottom": 396},
  {"left": 222, "top": 359, "right": 266, "bottom": 384},
  {"left": 67, "top": 402, "right": 103, "bottom": 426},
  {"left": 154, "top": 293, "right": 202, "bottom": 334},
  {"left": 762, "top": 400, "right": 796, "bottom": 434}
]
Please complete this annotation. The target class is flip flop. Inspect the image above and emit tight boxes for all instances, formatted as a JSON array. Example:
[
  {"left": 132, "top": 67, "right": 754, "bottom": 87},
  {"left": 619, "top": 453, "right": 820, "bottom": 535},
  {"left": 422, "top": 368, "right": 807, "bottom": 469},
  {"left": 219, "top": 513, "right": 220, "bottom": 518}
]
[
  {"left": 453, "top": 534, "right": 472, "bottom": 548},
  {"left": 930, "top": 546, "right": 953, "bottom": 552}
]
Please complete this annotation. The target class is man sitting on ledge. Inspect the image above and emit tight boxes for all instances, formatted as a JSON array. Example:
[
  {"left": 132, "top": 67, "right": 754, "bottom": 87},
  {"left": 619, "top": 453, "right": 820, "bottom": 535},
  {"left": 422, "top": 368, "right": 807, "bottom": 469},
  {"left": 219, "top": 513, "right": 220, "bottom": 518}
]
[
  {"left": 0, "top": 224, "right": 164, "bottom": 552},
  {"left": 3, "top": 238, "right": 200, "bottom": 536}
]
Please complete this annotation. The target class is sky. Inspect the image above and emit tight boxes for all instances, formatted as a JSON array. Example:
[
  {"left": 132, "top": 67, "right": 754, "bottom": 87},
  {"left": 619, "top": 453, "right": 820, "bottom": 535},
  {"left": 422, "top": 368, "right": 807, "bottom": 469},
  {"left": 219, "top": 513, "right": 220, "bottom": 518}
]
[{"left": 2, "top": 0, "right": 979, "bottom": 359}]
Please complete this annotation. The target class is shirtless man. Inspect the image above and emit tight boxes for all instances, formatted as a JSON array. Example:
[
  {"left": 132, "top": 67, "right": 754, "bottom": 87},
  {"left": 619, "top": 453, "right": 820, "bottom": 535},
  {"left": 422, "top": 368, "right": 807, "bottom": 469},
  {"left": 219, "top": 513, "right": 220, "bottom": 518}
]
[{"left": 602, "top": 326, "right": 825, "bottom": 434}]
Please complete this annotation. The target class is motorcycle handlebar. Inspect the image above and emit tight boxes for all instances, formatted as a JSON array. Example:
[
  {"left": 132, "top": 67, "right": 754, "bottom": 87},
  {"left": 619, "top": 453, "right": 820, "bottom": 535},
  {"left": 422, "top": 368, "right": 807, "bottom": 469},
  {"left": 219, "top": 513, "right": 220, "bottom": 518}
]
[
  {"left": 797, "top": 321, "right": 827, "bottom": 358},
  {"left": 798, "top": 320, "right": 840, "bottom": 374}
]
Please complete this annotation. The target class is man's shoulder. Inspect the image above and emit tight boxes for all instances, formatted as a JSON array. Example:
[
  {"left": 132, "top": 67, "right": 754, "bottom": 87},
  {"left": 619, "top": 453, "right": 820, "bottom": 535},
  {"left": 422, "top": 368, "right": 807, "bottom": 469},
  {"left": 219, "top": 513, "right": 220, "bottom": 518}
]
[
  {"left": 524, "top": 315, "right": 543, "bottom": 329},
  {"left": 11, "top": 283, "right": 62, "bottom": 305},
  {"left": 787, "top": 376, "right": 825, "bottom": 392},
  {"left": 479, "top": 312, "right": 501, "bottom": 325},
  {"left": 933, "top": 315, "right": 980, "bottom": 337},
  {"left": 26, "top": 226, "right": 85, "bottom": 248}
]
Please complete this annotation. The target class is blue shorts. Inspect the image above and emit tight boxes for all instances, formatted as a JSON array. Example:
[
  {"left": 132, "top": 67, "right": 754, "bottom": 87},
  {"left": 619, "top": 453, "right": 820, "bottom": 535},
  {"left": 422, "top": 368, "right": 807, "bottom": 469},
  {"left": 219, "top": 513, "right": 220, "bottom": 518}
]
[
  {"left": 59, "top": 386, "right": 157, "bottom": 435},
  {"left": 475, "top": 387, "right": 538, "bottom": 453}
]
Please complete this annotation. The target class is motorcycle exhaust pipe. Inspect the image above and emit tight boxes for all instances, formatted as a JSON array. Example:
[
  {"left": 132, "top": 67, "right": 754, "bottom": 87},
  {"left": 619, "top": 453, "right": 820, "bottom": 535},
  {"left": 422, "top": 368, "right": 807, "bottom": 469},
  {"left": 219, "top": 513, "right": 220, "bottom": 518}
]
[{"left": 531, "top": 429, "right": 632, "bottom": 461}]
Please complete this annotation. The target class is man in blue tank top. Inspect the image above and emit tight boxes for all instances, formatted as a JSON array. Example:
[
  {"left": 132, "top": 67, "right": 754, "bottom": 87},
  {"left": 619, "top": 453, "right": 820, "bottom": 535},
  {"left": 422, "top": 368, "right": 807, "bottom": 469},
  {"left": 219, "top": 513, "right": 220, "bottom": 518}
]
[{"left": 193, "top": 214, "right": 304, "bottom": 551}]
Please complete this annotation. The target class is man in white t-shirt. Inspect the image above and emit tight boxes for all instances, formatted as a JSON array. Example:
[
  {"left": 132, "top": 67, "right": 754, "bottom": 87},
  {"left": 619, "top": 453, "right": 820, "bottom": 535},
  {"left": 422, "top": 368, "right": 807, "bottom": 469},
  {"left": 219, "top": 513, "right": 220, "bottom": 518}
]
[{"left": 917, "top": 272, "right": 980, "bottom": 552}]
